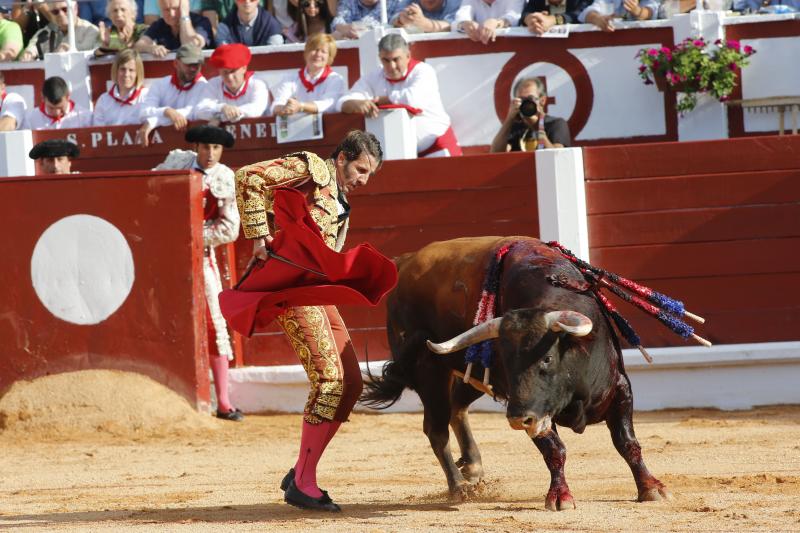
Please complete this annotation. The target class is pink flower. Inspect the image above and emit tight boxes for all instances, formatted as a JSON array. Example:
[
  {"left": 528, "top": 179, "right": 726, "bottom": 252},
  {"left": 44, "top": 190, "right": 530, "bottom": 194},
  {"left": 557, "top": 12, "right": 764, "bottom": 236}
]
[
  {"left": 647, "top": 49, "right": 659, "bottom": 57},
  {"left": 726, "top": 39, "right": 741, "bottom": 51},
  {"left": 728, "top": 62, "right": 737, "bottom": 71},
  {"left": 720, "top": 95, "right": 730, "bottom": 102},
  {"left": 743, "top": 45, "right": 754, "bottom": 54},
  {"left": 639, "top": 65, "right": 647, "bottom": 73},
  {"left": 652, "top": 60, "right": 660, "bottom": 69},
  {"left": 693, "top": 39, "right": 705, "bottom": 47},
  {"left": 695, "top": 74, "right": 702, "bottom": 81}
]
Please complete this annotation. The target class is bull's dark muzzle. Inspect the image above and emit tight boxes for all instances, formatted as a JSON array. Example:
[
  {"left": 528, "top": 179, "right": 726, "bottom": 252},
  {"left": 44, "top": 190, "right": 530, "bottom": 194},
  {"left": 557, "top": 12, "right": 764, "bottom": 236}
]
[{"left": 507, "top": 412, "right": 553, "bottom": 436}]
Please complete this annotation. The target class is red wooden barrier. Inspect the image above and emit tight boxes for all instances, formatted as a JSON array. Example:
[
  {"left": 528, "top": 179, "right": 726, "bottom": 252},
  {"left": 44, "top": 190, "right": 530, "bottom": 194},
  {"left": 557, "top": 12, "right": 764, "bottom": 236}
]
[
  {"left": 583, "top": 134, "right": 800, "bottom": 347},
  {"left": 0, "top": 170, "right": 210, "bottom": 408},
  {"left": 238, "top": 152, "right": 540, "bottom": 366},
  {"left": 31, "top": 113, "right": 366, "bottom": 173}
]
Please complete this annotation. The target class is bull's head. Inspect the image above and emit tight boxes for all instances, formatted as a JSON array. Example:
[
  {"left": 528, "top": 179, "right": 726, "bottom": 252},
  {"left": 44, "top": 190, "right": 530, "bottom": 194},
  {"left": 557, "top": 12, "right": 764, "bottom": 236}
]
[{"left": 427, "top": 309, "right": 593, "bottom": 437}]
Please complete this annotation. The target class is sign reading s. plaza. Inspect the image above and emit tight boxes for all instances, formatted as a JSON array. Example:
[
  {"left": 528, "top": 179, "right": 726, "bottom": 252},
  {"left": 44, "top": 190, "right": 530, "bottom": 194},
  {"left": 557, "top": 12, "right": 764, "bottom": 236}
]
[{"left": 64, "top": 119, "right": 276, "bottom": 151}]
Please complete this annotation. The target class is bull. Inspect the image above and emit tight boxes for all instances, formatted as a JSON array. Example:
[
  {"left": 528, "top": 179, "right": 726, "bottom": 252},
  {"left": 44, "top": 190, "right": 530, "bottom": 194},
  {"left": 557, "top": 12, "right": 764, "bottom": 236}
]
[{"left": 362, "top": 236, "right": 671, "bottom": 509}]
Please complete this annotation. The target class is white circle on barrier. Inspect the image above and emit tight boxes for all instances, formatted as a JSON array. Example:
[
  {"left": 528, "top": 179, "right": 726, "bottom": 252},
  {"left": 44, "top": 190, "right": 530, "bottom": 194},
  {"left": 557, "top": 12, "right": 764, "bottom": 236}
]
[{"left": 31, "top": 215, "right": 135, "bottom": 325}]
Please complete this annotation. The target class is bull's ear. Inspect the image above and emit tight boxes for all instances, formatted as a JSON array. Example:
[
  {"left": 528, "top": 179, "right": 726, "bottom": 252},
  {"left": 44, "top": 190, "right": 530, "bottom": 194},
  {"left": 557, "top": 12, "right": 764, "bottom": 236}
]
[{"left": 544, "top": 311, "right": 593, "bottom": 337}]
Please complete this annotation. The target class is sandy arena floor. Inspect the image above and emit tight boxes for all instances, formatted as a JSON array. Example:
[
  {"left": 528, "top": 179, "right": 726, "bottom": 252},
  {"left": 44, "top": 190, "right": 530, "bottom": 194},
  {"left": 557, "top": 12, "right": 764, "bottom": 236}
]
[{"left": 1, "top": 371, "right": 799, "bottom": 532}]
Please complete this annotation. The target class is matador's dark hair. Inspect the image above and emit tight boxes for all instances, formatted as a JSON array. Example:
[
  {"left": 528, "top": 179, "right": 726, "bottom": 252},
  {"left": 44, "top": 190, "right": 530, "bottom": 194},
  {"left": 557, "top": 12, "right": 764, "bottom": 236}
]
[{"left": 331, "top": 130, "right": 383, "bottom": 169}]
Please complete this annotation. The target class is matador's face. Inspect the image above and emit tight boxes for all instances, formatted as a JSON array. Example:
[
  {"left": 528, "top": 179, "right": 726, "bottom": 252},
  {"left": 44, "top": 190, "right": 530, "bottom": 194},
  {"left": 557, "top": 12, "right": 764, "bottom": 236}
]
[{"left": 335, "top": 151, "right": 378, "bottom": 194}]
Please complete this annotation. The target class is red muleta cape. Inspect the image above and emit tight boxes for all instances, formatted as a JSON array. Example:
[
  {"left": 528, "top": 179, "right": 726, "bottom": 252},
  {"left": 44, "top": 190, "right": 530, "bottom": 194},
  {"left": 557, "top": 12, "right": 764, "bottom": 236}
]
[{"left": 219, "top": 187, "right": 398, "bottom": 337}]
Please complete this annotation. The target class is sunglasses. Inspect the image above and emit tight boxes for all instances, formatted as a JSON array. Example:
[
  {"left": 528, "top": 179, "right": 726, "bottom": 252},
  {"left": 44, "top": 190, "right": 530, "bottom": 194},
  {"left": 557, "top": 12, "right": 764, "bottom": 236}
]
[
  {"left": 50, "top": 7, "right": 69, "bottom": 14},
  {"left": 301, "top": 1, "right": 319, "bottom": 8}
]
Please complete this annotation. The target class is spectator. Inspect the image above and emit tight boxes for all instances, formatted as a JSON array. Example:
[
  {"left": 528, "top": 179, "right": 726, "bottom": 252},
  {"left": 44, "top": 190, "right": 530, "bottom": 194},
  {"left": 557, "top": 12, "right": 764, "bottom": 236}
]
[
  {"left": 285, "top": 0, "right": 333, "bottom": 43},
  {"left": 28, "top": 138, "right": 79, "bottom": 174},
  {"left": 733, "top": 0, "right": 798, "bottom": 12},
  {"left": 153, "top": 125, "right": 243, "bottom": 422},
  {"left": 454, "top": 0, "right": 522, "bottom": 44},
  {"left": 195, "top": 43, "right": 269, "bottom": 122},
  {"left": 0, "top": 71, "right": 27, "bottom": 130},
  {"left": 19, "top": 0, "right": 99, "bottom": 60},
  {"left": 216, "top": 0, "right": 283, "bottom": 45},
  {"left": 200, "top": 0, "right": 233, "bottom": 30},
  {"left": 272, "top": 33, "right": 345, "bottom": 115},
  {"left": 79, "top": 0, "right": 111, "bottom": 26},
  {"left": 138, "top": 44, "right": 208, "bottom": 145},
  {"left": 95, "top": 0, "right": 149, "bottom": 56},
  {"left": 392, "top": 0, "right": 460, "bottom": 33},
  {"left": 578, "top": 0, "right": 657, "bottom": 31},
  {"left": 338, "top": 33, "right": 461, "bottom": 157},
  {"left": 331, "top": 0, "right": 403, "bottom": 39},
  {"left": 0, "top": 8, "right": 23, "bottom": 60},
  {"left": 490, "top": 77, "right": 570, "bottom": 152},
  {"left": 23, "top": 76, "right": 92, "bottom": 130},
  {"left": 6, "top": 0, "right": 56, "bottom": 46},
  {"left": 144, "top": 0, "right": 201, "bottom": 24},
  {"left": 93, "top": 49, "right": 148, "bottom": 125},
  {"left": 520, "top": 0, "right": 589, "bottom": 35},
  {"left": 273, "top": 0, "right": 303, "bottom": 31},
  {"left": 135, "top": 0, "right": 212, "bottom": 57}
]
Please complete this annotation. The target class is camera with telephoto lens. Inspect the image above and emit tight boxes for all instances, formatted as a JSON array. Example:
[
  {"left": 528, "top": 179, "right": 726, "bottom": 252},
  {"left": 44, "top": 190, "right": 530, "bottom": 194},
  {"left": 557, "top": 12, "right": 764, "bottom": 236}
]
[{"left": 518, "top": 95, "right": 541, "bottom": 118}]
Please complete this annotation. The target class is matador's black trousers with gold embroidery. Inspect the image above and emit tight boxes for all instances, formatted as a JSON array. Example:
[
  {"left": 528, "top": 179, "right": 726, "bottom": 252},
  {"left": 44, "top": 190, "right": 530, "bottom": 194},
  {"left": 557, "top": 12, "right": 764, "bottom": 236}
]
[{"left": 276, "top": 305, "right": 362, "bottom": 424}]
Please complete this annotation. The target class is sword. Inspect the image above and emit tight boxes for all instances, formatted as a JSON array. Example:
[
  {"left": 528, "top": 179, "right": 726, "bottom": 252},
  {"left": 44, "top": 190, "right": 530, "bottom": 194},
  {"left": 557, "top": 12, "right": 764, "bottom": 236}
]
[{"left": 234, "top": 250, "right": 325, "bottom": 290}]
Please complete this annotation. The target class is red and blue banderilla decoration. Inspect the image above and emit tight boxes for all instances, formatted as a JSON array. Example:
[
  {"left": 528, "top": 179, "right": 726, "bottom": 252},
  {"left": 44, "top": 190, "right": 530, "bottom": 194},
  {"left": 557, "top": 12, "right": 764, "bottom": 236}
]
[{"left": 546, "top": 241, "right": 710, "bottom": 363}]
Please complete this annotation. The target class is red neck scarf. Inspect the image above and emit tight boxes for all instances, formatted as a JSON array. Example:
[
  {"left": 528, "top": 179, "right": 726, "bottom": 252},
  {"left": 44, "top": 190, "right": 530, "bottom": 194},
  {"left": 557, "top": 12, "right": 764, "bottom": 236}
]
[
  {"left": 299, "top": 66, "right": 331, "bottom": 93},
  {"left": 222, "top": 71, "right": 254, "bottom": 100},
  {"left": 386, "top": 59, "right": 420, "bottom": 84},
  {"left": 38, "top": 100, "right": 75, "bottom": 123},
  {"left": 109, "top": 84, "right": 143, "bottom": 105},
  {"left": 0, "top": 90, "right": 6, "bottom": 107},
  {"left": 170, "top": 71, "right": 202, "bottom": 91}
]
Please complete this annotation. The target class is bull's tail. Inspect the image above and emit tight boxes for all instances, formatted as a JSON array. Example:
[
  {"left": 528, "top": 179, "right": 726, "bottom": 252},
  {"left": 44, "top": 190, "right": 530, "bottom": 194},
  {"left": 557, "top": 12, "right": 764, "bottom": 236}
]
[
  {"left": 360, "top": 323, "right": 421, "bottom": 409},
  {"left": 360, "top": 358, "right": 410, "bottom": 409}
]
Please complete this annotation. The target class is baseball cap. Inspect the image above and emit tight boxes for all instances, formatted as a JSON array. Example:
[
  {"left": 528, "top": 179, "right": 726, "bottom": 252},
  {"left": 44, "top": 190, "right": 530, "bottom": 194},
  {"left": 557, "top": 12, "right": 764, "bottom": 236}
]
[{"left": 176, "top": 44, "right": 204, "bottom": 64}]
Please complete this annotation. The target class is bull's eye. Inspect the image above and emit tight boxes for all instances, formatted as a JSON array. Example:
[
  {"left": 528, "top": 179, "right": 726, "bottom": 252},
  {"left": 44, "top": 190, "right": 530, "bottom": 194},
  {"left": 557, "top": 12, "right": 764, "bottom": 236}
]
[{"left": 543, "top": 355, "right": 553, "bottom": 365}]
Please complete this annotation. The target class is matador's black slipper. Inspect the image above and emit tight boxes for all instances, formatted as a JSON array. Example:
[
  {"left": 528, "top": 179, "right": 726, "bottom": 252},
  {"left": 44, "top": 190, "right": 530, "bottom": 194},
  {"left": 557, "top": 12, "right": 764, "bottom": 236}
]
[
  {"left": 284, "top": 480, "right": 341, "bottom": 512},
  {"left": 216, "top": 408, "right": 244, "bottom": 422},
  {"left": 280, "top": 468, "right": 295, "bottom": 491}
]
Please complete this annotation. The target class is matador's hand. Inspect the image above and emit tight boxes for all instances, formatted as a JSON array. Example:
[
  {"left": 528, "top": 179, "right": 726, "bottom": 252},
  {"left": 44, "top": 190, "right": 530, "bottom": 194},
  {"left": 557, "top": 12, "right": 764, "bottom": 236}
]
[{"left": 248, "top": 236, "right": 274, "bottom": 269}]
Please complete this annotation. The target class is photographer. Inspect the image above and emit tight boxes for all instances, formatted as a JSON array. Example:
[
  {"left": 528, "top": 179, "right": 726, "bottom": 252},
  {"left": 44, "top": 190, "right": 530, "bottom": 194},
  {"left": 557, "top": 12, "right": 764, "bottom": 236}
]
[{"left": 490, "top": 77, "right": 571, "bottom": 153}]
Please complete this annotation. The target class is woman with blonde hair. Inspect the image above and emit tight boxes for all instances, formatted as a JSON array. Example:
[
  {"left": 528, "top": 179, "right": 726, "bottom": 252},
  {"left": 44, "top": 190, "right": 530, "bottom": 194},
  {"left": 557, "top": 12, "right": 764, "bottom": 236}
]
[
  {"left": 93, "top": 49, "right": 148, "bottom": 126},
  {"left": 271, "top": 33, "right": 346, "bottom": 116}
]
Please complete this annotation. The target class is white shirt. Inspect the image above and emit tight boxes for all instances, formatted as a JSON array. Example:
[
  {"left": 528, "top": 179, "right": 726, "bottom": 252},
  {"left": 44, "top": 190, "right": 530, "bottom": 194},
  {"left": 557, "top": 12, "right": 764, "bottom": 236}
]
[
  {"left": 22, "top": 101, "right": 92, "bottom": 130},
  {"left": 270, "top": 68, "right": 346, "bottom": 115},
  {"left": 454, "top": 0, "right": 524, "bottom": 26},
  {"left": 193, "top": 74, "right": 269, "bottom": 121},
  {"left": 139, "top": 74, "right": 208, "bottom": 128},
  {"left": 0, "top": 91, "right": 27, "bottom": 130},
  {"left": 338, "top": 61, "right": 451, "bottom": 153},
  {"left": 93, "top": 85, "right": 149, "bottom": 126}
]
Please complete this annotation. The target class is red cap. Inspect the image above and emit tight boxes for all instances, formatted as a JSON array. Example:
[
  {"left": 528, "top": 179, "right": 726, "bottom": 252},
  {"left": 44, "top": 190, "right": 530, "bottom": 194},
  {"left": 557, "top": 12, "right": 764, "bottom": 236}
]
[{"left": 209, "top": 43, "right": 252, "bottom": 70}]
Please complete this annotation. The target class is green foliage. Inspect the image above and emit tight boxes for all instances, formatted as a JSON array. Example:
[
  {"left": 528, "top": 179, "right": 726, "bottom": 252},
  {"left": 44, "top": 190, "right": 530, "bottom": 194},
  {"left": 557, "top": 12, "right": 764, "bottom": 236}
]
[{"left": 636, "top": 37, "right": 756, "bottom": 115}]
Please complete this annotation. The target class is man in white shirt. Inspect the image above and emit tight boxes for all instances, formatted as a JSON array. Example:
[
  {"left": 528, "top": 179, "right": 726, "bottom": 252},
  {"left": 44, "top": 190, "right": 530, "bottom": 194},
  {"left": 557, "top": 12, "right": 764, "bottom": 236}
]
[
  {"left": 454, "top": 0, "right": 524, "bottom": 44},
  {"left": 153, "top": 125, "right": 243, "bottom": 422},
  {"left": 194, "top": 43, "right": 269, "bottom": 123},
  {"left": 338, "top": 33, "right": 461, "bottom": 158},
  {"left": 28, "top": 138, "right": 80, "bottom": 175},
  {"left": 138, "top": 43, "right": 208, "bottom": 146},
  {"left": 0, "top": 71, "right": 27, "bottom": 131},
  {"left": 22, "top": 76, "right": 92, "bottom": 130}
]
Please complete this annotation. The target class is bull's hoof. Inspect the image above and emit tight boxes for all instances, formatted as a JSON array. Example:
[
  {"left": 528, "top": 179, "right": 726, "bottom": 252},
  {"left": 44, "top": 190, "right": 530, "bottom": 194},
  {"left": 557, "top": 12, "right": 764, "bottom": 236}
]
[
  {"left": 545, "top": 487, "right": 576, "bottom": 511},
  {"left": 456, "top": 458, "right": 484, "bottom": 484},
  {"left": 448, "top": 482, "right": 477, "bottom": 502},
  {"left": 638, "top": 484, "right": 673, "bottom": 502}
]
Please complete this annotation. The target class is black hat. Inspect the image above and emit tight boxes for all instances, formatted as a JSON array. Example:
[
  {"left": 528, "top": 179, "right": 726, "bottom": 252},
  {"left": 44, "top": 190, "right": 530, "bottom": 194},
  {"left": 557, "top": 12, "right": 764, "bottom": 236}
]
[
  {"left": 29, "top": 139, "right": 80, "bottom": 160},
  {"left": 185, "top": 125, "right": 235, "bottom": 148}
]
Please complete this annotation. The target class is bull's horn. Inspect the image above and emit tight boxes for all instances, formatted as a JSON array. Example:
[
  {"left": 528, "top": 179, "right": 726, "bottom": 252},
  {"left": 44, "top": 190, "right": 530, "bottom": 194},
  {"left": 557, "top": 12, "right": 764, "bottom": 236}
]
[
  {"left": 426, "top": 317, "right": 503, "bottom": 354},
  {"left": 544, "top": 311, "right": 593, "bottom": 337}
]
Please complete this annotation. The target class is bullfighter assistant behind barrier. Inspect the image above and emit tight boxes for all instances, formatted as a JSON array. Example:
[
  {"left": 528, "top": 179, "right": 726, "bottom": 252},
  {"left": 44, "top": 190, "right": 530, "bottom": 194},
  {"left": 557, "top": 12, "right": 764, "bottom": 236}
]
[{"left": 229, "top": 130, "right": 386, "bottom": 512}]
